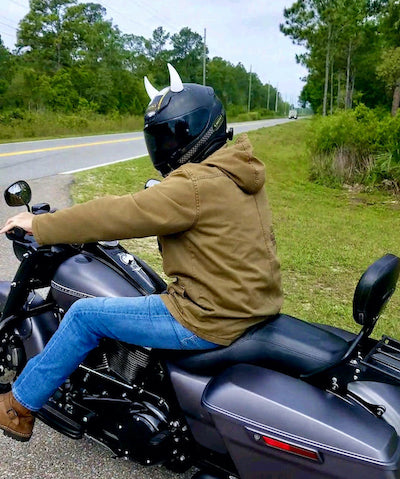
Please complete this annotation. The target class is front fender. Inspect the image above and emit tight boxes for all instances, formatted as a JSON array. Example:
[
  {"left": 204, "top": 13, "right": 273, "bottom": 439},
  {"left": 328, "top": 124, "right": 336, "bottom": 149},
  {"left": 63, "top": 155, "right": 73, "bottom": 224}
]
[
  {"left": 0, "top": 281, "right": 59, "bottom": 360},
  {"left": 17, "top": 292, "right": 59, "bottom": 361}
]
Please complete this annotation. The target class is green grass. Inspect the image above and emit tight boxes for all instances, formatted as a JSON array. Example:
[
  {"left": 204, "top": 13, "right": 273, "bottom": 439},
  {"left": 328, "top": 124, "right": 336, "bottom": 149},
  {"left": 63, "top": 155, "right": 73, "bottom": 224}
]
[
  {"left": 72, "top": 119, "right": 400, "bottom": 339},
  {"left": 0, "top": 111, "right": 143, "bottom": 142}
]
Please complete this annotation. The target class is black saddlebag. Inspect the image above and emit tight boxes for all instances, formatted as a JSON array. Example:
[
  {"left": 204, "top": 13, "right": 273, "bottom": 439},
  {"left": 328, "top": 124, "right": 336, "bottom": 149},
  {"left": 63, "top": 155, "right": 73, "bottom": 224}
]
[{"left": 202, "top": 364, "right": 400, "bottom": 479}]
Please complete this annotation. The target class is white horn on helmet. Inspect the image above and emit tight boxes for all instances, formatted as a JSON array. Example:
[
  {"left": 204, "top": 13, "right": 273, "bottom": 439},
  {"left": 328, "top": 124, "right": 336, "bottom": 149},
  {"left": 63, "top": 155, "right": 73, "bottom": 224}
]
[
  {"left": 168, "top": 63, "right": 184, "bottom": 93},
  {"left": 144, "top": 76, "right": 160, "bottom": 101}
]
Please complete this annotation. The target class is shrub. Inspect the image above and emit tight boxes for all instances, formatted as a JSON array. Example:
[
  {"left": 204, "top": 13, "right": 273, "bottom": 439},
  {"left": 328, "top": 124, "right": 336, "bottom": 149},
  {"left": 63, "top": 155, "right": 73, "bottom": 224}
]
[
  {"left": 235, "top": 111, "right": 260, "bottom": 122},
  {"left": 308, "top": 105, "right": 400, "bottom": 191},
  {"left": 227, "top": 109, "right": 278, "bottom": 123}
]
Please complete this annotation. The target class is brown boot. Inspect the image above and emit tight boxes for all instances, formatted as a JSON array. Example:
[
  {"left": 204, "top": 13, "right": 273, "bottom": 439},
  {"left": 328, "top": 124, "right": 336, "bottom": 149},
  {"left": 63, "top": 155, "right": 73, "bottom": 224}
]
[{"left": 0, "top": 391, "right": 35, "bottom": 442}]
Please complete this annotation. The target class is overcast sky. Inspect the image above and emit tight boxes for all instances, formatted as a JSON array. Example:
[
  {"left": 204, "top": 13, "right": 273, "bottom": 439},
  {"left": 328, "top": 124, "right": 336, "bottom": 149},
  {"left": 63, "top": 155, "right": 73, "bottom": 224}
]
[{"left": 0, "top": 0, "right": 308, "bottom": 105}]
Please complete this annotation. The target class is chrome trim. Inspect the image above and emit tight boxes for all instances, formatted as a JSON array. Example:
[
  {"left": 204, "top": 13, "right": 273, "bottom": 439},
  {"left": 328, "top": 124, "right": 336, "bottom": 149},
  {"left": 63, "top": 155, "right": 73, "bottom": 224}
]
[{"left": 51, "top": 280, "right": 95, "bottom": 300}]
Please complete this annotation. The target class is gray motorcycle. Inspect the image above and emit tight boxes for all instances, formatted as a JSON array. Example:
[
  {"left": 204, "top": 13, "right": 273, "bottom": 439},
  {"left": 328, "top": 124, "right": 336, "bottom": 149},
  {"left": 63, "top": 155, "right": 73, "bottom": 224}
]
[{"left": 1, "top": 179, "right": 400, "bottom": 479}]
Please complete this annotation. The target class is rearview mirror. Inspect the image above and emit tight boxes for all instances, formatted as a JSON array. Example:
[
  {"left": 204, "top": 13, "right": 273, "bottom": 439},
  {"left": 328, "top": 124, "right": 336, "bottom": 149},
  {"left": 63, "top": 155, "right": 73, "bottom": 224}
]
[
  {"left": 144, "top": 179, "right": 161, "bottom": 189},
  {"left": 4, "top": 180, "right": 32, "bottom": 210}
]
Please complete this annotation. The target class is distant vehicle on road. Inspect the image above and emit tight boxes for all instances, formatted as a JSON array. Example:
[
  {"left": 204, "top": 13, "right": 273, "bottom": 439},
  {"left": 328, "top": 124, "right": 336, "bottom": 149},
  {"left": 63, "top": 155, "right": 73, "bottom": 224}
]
[{"left": 288, "top": 109, "right": 298, "bottom": 119}]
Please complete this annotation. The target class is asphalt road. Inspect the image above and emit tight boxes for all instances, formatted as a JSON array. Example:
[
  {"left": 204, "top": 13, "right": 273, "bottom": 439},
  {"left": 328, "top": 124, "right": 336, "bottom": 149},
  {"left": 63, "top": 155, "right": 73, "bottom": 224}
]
[
  {"left": 0, "top": 118, "right": 293, "bottom": 186},
  {"left": 0, "top": 117, "right": 295, "bottom": 479}
]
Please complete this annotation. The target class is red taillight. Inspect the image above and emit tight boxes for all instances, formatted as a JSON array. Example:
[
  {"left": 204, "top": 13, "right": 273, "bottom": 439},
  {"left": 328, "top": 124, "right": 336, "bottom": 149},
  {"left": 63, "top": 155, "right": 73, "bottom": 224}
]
[{"left": 262, "top": 435, "right": 321, "bottom": 462}]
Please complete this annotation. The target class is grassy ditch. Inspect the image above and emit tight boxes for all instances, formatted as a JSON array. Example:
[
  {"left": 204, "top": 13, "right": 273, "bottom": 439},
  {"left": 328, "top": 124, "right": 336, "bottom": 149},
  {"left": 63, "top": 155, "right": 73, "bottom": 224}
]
[
  {"left": 72, "top": 120, "right": 400, "bottom": 339},
  {"left": 0, "top": 111, "right": 144, "bottom": 142}
]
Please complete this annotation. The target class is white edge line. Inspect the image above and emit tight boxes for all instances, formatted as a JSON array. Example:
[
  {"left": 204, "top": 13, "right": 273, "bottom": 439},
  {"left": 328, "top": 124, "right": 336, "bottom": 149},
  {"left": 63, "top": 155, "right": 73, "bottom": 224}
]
[{"left": 59, "top": 154, "right": 147, "bottom": 175}]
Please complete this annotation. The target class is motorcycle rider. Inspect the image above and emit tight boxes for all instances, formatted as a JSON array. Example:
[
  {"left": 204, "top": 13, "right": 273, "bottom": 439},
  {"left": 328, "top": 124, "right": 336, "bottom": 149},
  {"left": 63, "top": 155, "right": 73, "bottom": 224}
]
[{"left": 0, "top": 64, "right": 283, "bottom": 442}]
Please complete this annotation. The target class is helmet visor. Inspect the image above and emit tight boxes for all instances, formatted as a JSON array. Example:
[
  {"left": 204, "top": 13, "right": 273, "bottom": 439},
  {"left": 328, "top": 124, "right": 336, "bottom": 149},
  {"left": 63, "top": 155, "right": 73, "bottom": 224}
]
[{"left": 144, "top": 108, "right": 209, "bottom": 169}]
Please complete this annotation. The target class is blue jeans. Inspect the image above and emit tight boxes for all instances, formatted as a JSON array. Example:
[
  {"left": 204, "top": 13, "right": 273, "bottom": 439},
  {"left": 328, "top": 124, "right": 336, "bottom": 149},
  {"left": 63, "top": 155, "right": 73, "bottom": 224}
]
[{"left": 12, "top": 295, "right": 218, "bottom": 411}]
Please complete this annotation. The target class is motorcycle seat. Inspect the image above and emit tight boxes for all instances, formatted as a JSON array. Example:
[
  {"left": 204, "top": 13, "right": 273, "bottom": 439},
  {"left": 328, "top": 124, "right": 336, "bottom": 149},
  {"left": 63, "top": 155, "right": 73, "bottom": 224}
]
[{"left": 166, "top": 314, "right": 351, "bottom": 377}]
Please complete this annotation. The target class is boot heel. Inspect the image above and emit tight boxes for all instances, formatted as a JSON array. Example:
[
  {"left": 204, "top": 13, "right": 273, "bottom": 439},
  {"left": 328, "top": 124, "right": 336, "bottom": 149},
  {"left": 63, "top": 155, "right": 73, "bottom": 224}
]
[
  {"left": 0, "top": 391, "right": 34, "bottom": 441},
  {"left": 3, "top": 428, "right": 31, "bottom": 442}
]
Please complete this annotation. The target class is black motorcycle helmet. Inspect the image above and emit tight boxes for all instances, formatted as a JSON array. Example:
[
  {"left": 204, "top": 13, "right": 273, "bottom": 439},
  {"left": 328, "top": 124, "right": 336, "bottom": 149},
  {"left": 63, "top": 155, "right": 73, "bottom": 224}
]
[{"left": 143, "top": 64, "right": 233, "bottom": 177}]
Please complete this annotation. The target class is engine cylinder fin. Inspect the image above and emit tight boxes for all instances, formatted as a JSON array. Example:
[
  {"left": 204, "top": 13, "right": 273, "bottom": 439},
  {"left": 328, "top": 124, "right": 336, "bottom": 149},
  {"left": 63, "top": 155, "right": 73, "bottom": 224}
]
[{"left": 107, "top": 341, "right": 152, "bottom": 384}]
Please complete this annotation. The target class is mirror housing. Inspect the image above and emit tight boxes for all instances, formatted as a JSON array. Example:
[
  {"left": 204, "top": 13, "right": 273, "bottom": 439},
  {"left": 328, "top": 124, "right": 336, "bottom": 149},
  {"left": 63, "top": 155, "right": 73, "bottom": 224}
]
[
  {"left": 144, "top": 179, "right": 161, "bottom": 189},
  {"left": 4, "top": 180, "right": 32, "bottom": 210}
]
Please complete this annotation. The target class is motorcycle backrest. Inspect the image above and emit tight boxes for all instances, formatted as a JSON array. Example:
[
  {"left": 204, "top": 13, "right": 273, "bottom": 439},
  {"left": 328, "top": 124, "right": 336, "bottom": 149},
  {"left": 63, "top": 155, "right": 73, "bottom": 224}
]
[{"left": 353, "top": 254, "right": 400, "bottom": 327}]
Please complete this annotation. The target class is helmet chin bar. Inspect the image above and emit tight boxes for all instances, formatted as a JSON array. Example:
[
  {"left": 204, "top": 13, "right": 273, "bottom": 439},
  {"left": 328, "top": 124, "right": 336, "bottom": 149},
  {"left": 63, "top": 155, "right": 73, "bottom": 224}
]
[
  {"left": 155, "top": 125, "right": 232, "bottom": 175},
  {"left": 157, "top": 163, "right": 175, "bottom": 177}
]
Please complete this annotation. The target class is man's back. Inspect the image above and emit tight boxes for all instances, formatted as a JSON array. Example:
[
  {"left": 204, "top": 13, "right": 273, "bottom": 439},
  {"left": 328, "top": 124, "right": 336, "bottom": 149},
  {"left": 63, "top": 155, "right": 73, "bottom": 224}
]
[{"left": 161, "top": 134, "right": 283, "bottom": 345}]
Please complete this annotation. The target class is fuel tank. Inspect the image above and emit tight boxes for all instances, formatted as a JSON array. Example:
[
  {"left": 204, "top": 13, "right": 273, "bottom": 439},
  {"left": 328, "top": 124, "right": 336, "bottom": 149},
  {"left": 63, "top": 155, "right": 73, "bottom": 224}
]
[{"left": 50, "top": 253, "right": 151, "bottom": 311}]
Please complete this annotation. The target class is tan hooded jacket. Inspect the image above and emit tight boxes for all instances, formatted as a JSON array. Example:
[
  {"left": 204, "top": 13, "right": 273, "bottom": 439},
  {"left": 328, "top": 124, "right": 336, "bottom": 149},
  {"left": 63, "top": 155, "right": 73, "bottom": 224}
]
[{"left": 33, "top": 134, "right": 283, "bottom": 345}]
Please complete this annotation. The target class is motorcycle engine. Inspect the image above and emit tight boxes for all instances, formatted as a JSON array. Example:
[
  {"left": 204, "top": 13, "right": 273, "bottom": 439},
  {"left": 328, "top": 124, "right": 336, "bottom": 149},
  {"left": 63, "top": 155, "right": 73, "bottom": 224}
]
[
  {"left": 99, "top": 339, "right": 151, "bottom": 384},
  {"left": 53, "top": 339, "right": 191, "bottom": 469}
]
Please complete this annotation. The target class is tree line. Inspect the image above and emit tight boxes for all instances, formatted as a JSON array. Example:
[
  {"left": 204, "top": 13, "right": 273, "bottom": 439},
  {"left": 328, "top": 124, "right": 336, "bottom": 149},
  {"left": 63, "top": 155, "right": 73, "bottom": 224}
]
[
  {"left": 281, "top": 0, "right": 400, "bottom": 116},
  {"left": 0, "top": 0, "right": 289, "bottom": 119}
]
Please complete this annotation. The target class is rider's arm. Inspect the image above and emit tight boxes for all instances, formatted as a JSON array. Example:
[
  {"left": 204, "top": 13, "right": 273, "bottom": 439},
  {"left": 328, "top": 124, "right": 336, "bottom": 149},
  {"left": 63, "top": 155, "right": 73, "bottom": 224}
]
[{"left": 32, "top": 168, "right": 198, "bottom": 246}]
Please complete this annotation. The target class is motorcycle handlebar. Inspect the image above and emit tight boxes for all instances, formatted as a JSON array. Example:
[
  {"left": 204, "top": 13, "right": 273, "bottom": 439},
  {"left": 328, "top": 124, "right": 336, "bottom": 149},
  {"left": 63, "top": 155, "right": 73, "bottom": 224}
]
[
  {"left": 5, "top": 226, "right": 27, "bottom": 241},
  {"left": 4, "top": 206, "right": 55, "bottom": 242}
]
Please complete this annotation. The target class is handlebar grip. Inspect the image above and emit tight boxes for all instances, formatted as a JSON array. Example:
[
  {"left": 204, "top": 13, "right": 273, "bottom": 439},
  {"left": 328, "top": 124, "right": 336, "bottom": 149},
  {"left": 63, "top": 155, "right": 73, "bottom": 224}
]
[{"left": 5, "top": 226, "right": 27, "bottom": 241}]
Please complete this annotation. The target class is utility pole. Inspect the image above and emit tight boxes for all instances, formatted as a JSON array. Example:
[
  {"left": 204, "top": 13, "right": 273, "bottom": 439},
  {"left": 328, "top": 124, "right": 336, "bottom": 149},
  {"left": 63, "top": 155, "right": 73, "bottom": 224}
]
[
  {"left": 247, "top": 65, "right": 252, "bottom": 112},
  {"left": 275, "top": 85, "right": 279, "bottom": 113},
  {"left": 203, "top": 28, "right": 206, "bottom": 86},
  {"left": 267, "top": 84, "right": 270, "bottom": 110}
]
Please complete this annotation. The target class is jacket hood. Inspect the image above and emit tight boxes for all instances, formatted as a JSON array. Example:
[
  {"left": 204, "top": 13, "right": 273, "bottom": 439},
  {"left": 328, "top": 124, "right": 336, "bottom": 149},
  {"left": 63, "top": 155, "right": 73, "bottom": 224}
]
[{"left": 202, "top": 133, "right": 265, "bottom": 194}]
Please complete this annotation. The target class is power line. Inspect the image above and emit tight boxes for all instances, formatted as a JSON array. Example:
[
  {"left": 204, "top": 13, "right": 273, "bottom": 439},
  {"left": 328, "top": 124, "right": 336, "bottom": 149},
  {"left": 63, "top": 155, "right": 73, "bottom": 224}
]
[
  {"left": 99, "top": 0, "right": 181, "bottom": 38},
  {"left": 0, "top": 22, "right": 17, "bottom": 31},
  {"left": 0, "top": 7, "right": 23, "bottom": 47},
  {"left": 8, "top": 0, "right": 27, "bottom": 9},
  {"left": 0, "top": 20, "right": 18, "bottom": 31},
  {"left": 0, "top": 31, "right": 14, "bottom": 39},
  {"left": 100, "top": 1, "right": 153, "bottom": 32},
  {"left": 130, "top": 0, "right": 181, "bottom": 33}
]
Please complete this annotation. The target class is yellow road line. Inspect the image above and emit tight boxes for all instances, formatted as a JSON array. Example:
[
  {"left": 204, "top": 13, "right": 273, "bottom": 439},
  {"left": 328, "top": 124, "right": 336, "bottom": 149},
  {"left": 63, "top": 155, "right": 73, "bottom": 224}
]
[{"left": 0, "top": 136, "right": 143, "bottom": 158}]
